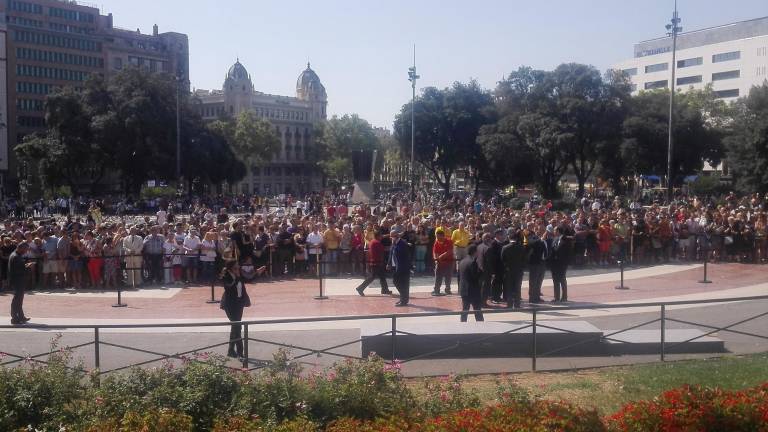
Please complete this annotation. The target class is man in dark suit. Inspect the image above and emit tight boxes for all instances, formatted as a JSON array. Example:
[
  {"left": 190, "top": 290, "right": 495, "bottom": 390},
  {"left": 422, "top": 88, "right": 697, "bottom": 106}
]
[
  {"left": 459, "top": 244, "right": 484, "bottom": 322},
  {"left": 388, "top": 227, "right": 411, "bottom": 307},
  {"left": 527, "top": 224, "right": 548, "bottom": 303},
  {"left": 488, "top": 229, "right": 506, "bottom": 304},
  {"left": 476, "top": 233, "right": 493, "bottom": 307},
  {"left": 501, "top": 228, "right": 528, "bottom": 308},
  {"left": 9, "top": 242, "right": 33, "bottom": 325},
  {"left": 548, "top": 225, "right": 572, "bottom": 302}
]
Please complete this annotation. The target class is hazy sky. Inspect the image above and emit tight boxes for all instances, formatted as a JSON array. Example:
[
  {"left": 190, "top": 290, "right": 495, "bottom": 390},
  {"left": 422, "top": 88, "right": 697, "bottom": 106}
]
[{"left": 97, "top": 0, "right": 767, "bottom": 128}]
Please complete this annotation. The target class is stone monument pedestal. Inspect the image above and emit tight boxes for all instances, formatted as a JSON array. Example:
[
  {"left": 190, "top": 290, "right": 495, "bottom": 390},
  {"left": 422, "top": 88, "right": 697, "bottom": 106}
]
[{"left": 351, "top": 181, "right": 375, "bottom": 204}]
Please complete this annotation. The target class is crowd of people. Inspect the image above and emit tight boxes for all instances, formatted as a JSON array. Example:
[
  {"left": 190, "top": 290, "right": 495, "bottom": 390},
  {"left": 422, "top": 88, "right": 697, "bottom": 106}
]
[{"left": 2, "top": 189, "right": 767, "bottom": 325}]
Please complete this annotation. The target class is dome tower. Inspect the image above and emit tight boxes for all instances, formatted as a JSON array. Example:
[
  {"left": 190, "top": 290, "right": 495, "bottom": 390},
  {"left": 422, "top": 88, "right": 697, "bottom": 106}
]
[
  {"left": 223, "top": 59, "right": 254, "bottom": 116},
  {"left": 296, "top": 62, "right": 327, "bottom": 121}
]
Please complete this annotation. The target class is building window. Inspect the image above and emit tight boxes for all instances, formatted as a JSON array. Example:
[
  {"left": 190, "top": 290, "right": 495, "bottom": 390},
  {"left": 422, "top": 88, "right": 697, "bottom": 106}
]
[
  {"left": 712, "top": 70, "right": 740, "bottom": 81},
  {"left": 677, "top": 57, "right": 702, "bottom": 68},
  {"left": 712, "top": 51, "right": 740, "bottom": 63},
  {"left": 621, "top": 68, "right": 637, "bottom": 76},
  {"left": 713, "top": 89, "right": 739, "bottom": 99},
  {"left": 645, "top": 63, "right": 668, "bottom": 73},
  {"left": 676, "top": 75, "right": 702, "bottom": 85},
  {"left": 644, "top": 80, "right": 668, "bottom": 90},
  {"left": 252, "top": 166, "right": 260, "bottom": 176},
  {"left": 630, "top": 83, "right": 637, "bottom": 92}
]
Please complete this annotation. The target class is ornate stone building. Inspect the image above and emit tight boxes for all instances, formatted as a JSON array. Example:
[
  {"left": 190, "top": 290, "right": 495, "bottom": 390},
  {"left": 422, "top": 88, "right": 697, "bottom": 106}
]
[{"left": 193, "top": 60, "right": 327, "bottom": 196}]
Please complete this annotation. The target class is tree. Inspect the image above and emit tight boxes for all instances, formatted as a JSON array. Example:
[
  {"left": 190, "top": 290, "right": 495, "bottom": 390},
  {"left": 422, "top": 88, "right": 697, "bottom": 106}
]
[
  {"left": 394, "top": 81, "right": 493, "bottom": 196},
  {"left": 478, "top": 67, "right": 569, "bottom": 198},
  {"left": 15, "top": 87, "right": 110, "bottom": 194},
  {"left": 621, "top": 88, "right": 724, "bottom": 186},
  {"left": 725, "top": 83, "right": 768, "bottom": 193},
  {"left": 549, "top": 64, "right": 630, "bottom": 197},
  {"left": 314, "top": 114, "right": 378, "bottom": 185}
]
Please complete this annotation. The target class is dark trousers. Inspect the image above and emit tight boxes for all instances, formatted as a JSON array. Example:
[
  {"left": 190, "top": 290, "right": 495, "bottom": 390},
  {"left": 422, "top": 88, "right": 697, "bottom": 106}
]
[
  {"left": 273, "top": 249, "right": 293, "bottom": 276},
  {"left": 147, "top": 254, "right": 163, "bottom": 283},
  {"left": 460, "top": 295, "right": 484, "bottom": 322},
  {"left": 528, "top": 263, "right": 545, "bottom": 301},
  {"left": 393, "top": 271, "right": 410, "bottom": 304},
  {"left": 551, "top": 265, "right": 568, "bottom": 301},
  {"left": 433, "top": 263, "right": 452, "bottom": 293},
  {"left": 10, "top": 286, "right": 25, "bottom": 322},
  {"left": 480, "top": 272, "right": 492, "bottom": 303},
  {"left": 491, "top": 272, "right": 504, "bottom": 301},
  {"left": 503, "top": 270, "right": 524, "bottom": 307},
  {"left": 224, "top": 304, "right": 244, "bottom": 356},
  {"left": 355, "top": 265, "right": 389, "bottom": 294}
]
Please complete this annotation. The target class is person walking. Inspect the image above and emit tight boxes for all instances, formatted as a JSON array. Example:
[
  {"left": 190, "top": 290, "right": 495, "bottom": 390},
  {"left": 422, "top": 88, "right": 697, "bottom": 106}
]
[
  {"left": 355, "top": 231, "right": 391, "bottom": 296},
  {"left": 388, "top": 227, "right": 410, "bottom": 307},
  {"left": 220, "top": 260, "right": 265, "bottom": 359},
  {"left": 9, "top": 242, "right": 33, "bottom": 324},
  {"left": 458, "top": 244, "right": 484, "bottom": 322}
]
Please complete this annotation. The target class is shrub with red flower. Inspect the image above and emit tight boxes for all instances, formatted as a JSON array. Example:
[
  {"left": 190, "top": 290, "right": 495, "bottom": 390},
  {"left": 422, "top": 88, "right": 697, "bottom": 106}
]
[{"left": 606, "top": 383, "right": 768, "bottom": 432}]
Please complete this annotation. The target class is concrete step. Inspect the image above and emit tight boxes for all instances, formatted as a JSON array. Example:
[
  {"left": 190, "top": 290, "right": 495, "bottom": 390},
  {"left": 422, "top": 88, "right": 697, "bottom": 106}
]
[
  {"left": 604, "top": 329, "right": 726, "bottom": 355},
  {"left": 361, "top": 321, "right": 726, "bottom": 359}
]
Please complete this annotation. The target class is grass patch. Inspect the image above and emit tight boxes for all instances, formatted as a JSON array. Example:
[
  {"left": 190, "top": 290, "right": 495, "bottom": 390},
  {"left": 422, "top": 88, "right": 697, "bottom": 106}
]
[{"left": 406, "top": 353, "right": 768, "bottom": 414}]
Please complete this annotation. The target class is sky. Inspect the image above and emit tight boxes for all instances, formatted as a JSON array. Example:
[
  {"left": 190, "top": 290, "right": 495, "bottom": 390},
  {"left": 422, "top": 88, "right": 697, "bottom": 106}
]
[{"left": 96, "top": 0, "right": 767, "bottom": 129}]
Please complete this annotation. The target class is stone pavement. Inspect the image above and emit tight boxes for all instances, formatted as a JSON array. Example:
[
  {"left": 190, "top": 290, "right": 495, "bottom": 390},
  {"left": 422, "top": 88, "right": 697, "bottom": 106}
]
[{"left": 0, "top": 263, "right": 766, "bottom": 376}]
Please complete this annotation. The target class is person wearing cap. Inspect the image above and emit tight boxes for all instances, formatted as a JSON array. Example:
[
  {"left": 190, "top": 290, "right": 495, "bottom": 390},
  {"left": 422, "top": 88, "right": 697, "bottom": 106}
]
[
  {"left": 9, "top": 241, "right": 33, "bottom": 324},
  {"left": 387, "top": 226, "right": 410, "bottom": 306},
  {"left": 432, "top": 227, "right": 454, "bottom": 296},
  {"left": 501, "top": 228, "right": 528, "bottom": 308},
  {"left": 458, "top": 243, "right": 484, "bottom": 322}
]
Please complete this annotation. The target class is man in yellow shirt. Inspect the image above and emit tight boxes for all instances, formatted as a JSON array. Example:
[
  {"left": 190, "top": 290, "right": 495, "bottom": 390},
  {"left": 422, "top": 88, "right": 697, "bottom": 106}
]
[
  {"left": 451, "top": 222, "right": 471, "bottom": 263},
  {"left": 323, "top": 223, "right": 340, "bottom": 275}
]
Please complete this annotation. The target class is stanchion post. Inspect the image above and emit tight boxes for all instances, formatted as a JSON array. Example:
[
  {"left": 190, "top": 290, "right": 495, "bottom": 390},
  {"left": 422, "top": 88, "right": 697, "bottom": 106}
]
[
  {"left": 112, "top": 276, "right": 128, "bottom": 308},
  {"left": 314, "top": 258, "right": 328, "bottom": 300},
  {"left": 699, "top": 250, "right": 712, "bottom": 284},
  {"left": 206, "top": 274, "right": 219, "bottom": 304},
  {"left": 614, "top": 260, "right": 630, "bottom": 290}
]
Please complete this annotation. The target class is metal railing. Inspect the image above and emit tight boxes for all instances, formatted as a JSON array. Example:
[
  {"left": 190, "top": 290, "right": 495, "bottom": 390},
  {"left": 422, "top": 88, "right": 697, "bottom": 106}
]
[{"left": 1, "top": 295, "right": 766, "bottom": 375}]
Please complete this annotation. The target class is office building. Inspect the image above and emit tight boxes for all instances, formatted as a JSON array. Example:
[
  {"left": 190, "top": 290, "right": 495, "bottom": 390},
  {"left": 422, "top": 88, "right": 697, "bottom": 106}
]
[
  {"left": 193, "top": 60, "right": 327, "bottom": 196},
  {"left": 612, "top": 16, "right": 768, "bottom": 100},
  {"left": 0, "top": 0, "right": 188, "bottom": 195}
]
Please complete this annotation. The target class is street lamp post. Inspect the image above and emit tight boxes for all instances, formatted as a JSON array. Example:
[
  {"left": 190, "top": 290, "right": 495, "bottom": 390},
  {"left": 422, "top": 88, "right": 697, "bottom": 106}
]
[
  {"left": 408, "top": 45, "right": 419, "bottom": 201},
  {"left": 665, "top": 0, "right": 682, "bottom": 202},
  {"left": 175, "top": 74, "right": 185, "bottom": 192}
]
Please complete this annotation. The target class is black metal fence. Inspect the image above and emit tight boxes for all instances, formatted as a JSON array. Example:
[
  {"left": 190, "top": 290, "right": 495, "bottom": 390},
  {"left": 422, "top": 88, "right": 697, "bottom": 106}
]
[{"left": 1, "top": 295, "right": 766, "bottom": 375}]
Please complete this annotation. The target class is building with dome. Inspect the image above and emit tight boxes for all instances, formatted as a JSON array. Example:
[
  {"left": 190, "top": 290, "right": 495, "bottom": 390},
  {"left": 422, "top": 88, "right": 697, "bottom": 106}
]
[{"left": 193, "top": 60, "right": 327, "bottom": 196}]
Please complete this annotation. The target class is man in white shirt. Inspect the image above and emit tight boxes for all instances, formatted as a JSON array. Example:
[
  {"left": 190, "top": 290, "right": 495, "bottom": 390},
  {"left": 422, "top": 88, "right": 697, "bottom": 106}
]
[
  {"left": 183, "top": 229, "right": 201, "bottom": 283},
  {"left": 123, "top": 226, "right": 144, "bottom": 287},
  {"left": 156, "top": 208, "right": 167, "bottom": 226},
  {"left": 306, "top": 224, "right": 324, "bottom": 273}
]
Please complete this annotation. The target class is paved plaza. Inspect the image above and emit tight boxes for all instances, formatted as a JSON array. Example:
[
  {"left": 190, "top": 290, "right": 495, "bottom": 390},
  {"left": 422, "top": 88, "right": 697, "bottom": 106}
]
[{"left": 0, "top": 263, "right": 766, "bottom": 376}]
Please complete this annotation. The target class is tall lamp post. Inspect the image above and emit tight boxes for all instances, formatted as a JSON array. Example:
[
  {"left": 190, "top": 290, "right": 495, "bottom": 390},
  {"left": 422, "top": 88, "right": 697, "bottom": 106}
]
[
  {"left": 665, "top": 0, "right": 682, "bottom": 202},
  {"left": 175, "top": 73, "right": 185, "bottom": 193},
  {"left": 408, "top": 45, "right": 419, "bottom": 201}
]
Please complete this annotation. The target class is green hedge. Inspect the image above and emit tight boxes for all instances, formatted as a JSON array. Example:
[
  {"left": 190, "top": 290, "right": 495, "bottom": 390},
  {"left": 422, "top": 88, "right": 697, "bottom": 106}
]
[{"left": 1, "top": 346, "right": 767, "bottom": 431}]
